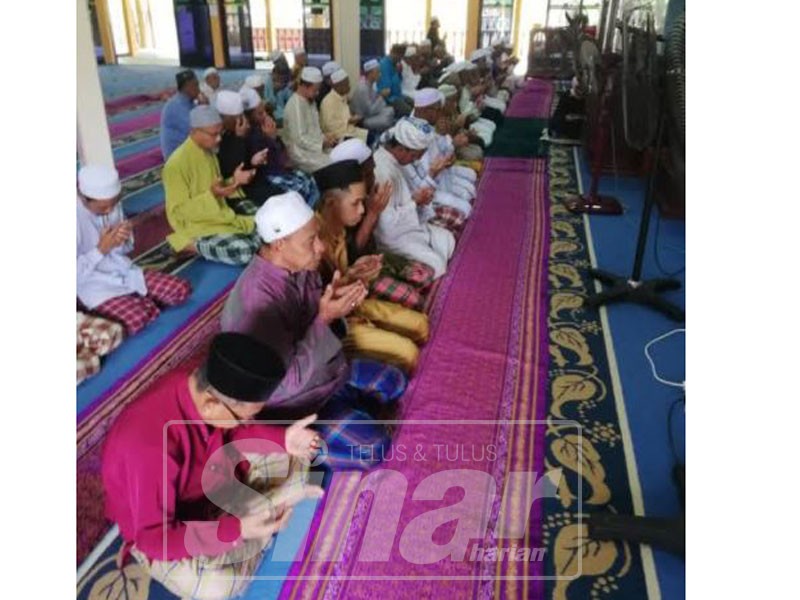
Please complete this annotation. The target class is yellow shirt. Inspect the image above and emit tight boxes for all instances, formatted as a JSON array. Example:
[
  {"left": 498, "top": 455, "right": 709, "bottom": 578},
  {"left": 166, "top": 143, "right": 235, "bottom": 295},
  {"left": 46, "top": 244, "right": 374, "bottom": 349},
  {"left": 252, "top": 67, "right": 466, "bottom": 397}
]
[
  {"left": 319, "top": 90, "right": 368, "bottom": 143},
  {"left": 162, "top": 137, "right": 253, "bottom": 251}
]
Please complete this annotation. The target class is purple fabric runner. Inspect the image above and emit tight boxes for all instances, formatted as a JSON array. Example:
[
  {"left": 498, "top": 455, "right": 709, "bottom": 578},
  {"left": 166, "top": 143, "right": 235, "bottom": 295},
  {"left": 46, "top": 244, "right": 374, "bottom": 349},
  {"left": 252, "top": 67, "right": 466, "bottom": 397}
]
[
  {"left": 504, "top": 79, "right": 554, "bottom": 119},
  {"left": 116, "top": 146, "right": 164, "bottom": 179},
  {"left": 108, "top": 110, "right": 161, "bottom": 139}
]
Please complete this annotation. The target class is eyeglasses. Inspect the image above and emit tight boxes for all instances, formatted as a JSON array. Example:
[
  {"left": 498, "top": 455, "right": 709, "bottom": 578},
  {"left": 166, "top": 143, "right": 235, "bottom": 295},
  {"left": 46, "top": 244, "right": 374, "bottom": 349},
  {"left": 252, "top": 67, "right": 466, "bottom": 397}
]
[
  {"left": 198, "top": 128, "right": 223, "bottom": 139},
  {"left": 218, "top": 397, "right": 256, "bottom": 424}
]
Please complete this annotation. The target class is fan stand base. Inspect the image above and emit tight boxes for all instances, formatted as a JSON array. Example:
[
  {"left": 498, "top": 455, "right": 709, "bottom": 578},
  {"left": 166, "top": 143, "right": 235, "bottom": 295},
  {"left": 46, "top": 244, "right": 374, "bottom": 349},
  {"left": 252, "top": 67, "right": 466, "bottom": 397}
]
[
  {"left": 564, "top": 194, "right": 624, "bottom": 215},
  {"left": 586, "top": 268, "right": 685, "bottom": 321}
]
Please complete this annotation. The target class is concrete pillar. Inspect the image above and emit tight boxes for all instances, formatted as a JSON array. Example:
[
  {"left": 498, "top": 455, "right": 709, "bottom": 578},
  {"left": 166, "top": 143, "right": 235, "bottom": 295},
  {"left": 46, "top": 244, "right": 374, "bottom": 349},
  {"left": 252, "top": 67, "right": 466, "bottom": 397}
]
[
  {"left": 77, "top": 0, "right": 114, "bottom": 167},
  {"left": 331, "top": 0, "right": 360, "bottom": 80}
]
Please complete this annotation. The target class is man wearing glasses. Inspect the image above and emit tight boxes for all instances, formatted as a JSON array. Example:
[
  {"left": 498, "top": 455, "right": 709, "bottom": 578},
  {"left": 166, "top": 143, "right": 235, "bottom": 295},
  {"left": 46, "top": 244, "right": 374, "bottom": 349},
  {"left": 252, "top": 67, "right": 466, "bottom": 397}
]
[
  {"left": 163, "top": 105, "right": 262, "bottom": 265},
  {"left": 102, "top": 332, "right": 324, "bottom": 599}
]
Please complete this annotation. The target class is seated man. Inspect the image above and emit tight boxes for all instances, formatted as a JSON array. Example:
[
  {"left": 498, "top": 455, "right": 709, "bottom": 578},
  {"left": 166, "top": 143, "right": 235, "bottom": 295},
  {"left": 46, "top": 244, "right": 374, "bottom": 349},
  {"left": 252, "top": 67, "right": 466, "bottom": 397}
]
[
  {"left": 282, "top": 66, "right": 336, "bottom": 173},
  {"left": 220, "top": 192, "right": 408, "bottom": 468},
  {"left": 102, "top": 332, "right": 324, "bottom": 600},
  {"left": 412, "top": 88, "right": 477, "bottom": 210},
  {"left": 455, "top": 62, "right": 497, "bottom": 147},
  {"left": 199, "top": 67, "right": 221, "bottom": 106},
  {"left": 241, "top": 87, "right": 320, "bottom": 206},
  {"left": 372, "top": 117, "right": 456, "bottom": 278},
  {"left": 437, "top": 83, "right": 485, "bottom": 164},
  {"left": 378, "top": 45, "right": 414, "bottom": 117},
  {"left": 163, "top": 106, "right": 261, "bottom": 265},
  {"left": 392, "top": 115, "right": 471, "bottom": 230},
  {"left": 290, "top": 47, "right": 307, "bottom": 90},
  {"left": 314, "top": 160, "right": 429, "bottom": 373},
  {"left": 318, "top": 61, "right": 341, "bottom": 108},
  {"left": 215, "top": 90, "right": 283, "bottom": 205},
  {"left": 320, "top": 68, "right": 368, "bottom": 144},
  {"left": 401, "top": 46, "right": 422, "bottom": 98},
  {"left": 160, "top": 69, "right": 201, "bottom": 160},
  {"left": 349, "top": 59, "right": 396, "bottom": 137},
  {"left": 264, "top": 54, "right": 294, "bottom": 125},
  {"left": 330, "top": 139, "right": 435, "bottom": 311},
  {"left": 77, "top": 164, "right": 191, "bottom": 335},
  {"left": 470, "top": 48, "right": 507, "bottom": 116}
]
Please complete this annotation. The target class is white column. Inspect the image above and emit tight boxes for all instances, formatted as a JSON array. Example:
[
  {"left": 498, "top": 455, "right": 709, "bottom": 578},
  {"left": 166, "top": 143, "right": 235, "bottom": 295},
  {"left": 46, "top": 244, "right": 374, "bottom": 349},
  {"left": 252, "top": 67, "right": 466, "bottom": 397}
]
[
  {"left": 331, "top": 0, "right": 360, "bottom": 81},
  {"left": 77, "top": 0, "right": 114, "bottom": 167}
]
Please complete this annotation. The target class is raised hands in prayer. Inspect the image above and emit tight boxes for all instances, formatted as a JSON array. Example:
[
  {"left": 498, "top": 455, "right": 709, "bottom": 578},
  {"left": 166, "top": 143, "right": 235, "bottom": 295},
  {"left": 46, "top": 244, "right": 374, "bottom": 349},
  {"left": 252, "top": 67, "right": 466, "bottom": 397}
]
[
  {"left": 97, "top": 221, "right": 132, "bottom": 255},
  {"left": 285, "top": 414, "right": 323, "bottom": 463},
  {"left": 429, "top": 154, "right": 454, "bottom": 178},
  {"left": 210, "top": 163, "right": 255, "bottom": 198},
  {"left": 250, "top": 148, "right": 270, "bottom": 167},
  {"left": 367, "top": 181, "right": 392, "bottom": 217},
  {"left": 412, "top": 187, "right": 435, "bottom": 206},
  {"left": 318, "top": 270, "right": 368, "bottom": 323},
  {"left": 346, "top": 254, "right": 383, "bottom": 284},
  {"left": 211, "top": 177, "right": 238, "bottom": 199},
  {"left": 232, "top": 162, "right": 257, "bottom": 186},
  {"left": 235, "top": 115, "right": 251, "bottom": 138},
  {"left": 239, "top": 503, "right": 293, "bottom": 541}
]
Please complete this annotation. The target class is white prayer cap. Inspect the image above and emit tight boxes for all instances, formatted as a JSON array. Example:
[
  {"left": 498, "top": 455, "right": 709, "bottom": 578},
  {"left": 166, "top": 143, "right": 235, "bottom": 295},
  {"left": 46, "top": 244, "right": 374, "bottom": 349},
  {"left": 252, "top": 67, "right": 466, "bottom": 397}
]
[
  {"left": 244, "top": 74, "right": 265, "bottom": 88},
  {"left": 438, "top": 84, "right": 458, "bottom": 98},
  {"left": 363, "top": 59, "right": 380, "bottom": 73},
  {"left": 240, "top": 87, "right": 261, "bottom": 111},
  {"left": 322, "top": 61, "right": 341, "bottom": 77},
  {"left": 330, "top": 138, "right": 373, "bottom": 165},
  {"left": 255, "top": 191, "right": 315, "bottom": 243},
  {"left": 444, "top": 60, "right": 468, "bottom": 74},
  {"left": 190, "top": 105, "right": 222, "bottom": 128},
  {"left": 78, "top": 164, "right": 121, "bottom": 200},
  {"left": 419, "top": 39, "right": 432, "bottom": 48},
  {"left": 203, "top": 67, "right": 218, "bottom": 79},
  {"left": 392, "top": 116, "right": 434, "bottom": 150},
  {"left": 293, "top": 46, "right": 306, "bottom": 55},
  {"left": 405, "top": 46, "right": 417, "bottom": 58},
  {"left": 215, "top": 90, "right": 244, "bottom": 116},
  {"left": 470, "top": 48, "right": 491, "bottom": 62},
  {"left": 268, "top": 49, "right": 283, "bottom": 62},
  {"left": 300, "top": 66, "right": 323, "bottom": 84},
  {"left": 330, "top": 68, "right": 349, "bottom": 84},
  {"left": 414, "top": 88, "right": 442, "bottom": 108}
]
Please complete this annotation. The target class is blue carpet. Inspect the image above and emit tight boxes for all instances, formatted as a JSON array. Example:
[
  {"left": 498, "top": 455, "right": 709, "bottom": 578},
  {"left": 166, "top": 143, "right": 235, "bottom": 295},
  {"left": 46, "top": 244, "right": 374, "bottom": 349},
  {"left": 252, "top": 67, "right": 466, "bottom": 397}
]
[
  {"left": 77, "top": 260, "right": 244, "bottom": 416},
  {"left": 122, "top": 181, "right": 165, "bottom": 216},
  {"left": 107, "top": 103, "right": 163, "bottom": 124},
  {"left": 100, "top": 65, "right": 256, "bottom": 100},
  {"left": 113, "top": 135, "right": 160, "bottom": 160},
  {"left": 76, "top": 498, "right": 319, "bottom": 600},
  {"left": 578, "top": 150, "right": 685, "bottom": 600}
]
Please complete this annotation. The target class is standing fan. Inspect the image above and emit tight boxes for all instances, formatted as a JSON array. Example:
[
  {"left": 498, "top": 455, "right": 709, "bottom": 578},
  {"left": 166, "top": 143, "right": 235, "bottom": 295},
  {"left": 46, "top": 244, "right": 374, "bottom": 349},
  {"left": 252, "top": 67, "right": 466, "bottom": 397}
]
[
  {"left": 587, "top": 11, "right": 686, "bottom": 557},
  {"left": 564, "top": 34, "right": 624, "bottom": 215},
  {"left": 584, "top": 3, "right": 684, "bottom": 321}
]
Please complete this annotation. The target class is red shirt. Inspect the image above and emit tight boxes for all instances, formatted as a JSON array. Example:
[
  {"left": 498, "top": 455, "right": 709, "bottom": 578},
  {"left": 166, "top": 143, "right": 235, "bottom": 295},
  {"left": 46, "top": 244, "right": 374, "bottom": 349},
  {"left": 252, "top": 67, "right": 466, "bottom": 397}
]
[{"left": 102, "top": 368, "right": 287, "bottom": 562}]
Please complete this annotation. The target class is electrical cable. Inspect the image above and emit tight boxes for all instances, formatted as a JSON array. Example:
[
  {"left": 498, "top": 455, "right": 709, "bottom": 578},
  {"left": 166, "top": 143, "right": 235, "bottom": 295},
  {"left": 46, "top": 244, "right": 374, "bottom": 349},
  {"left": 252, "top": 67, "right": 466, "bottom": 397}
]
[{"left": 644, "top": 328, "right": 685, "bottom": 389}]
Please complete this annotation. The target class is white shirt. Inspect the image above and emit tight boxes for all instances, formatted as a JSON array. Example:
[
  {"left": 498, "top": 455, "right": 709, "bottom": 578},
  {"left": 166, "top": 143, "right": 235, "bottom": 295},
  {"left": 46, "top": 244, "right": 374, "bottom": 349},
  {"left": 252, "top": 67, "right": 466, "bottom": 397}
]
[
  {"left": 401, "top": 60, "right": 421, "bottom": 97},
  {"left": 77, "top": 197, "right": 146, "bottom": 309},
  {"left": 282, "top": 92, "right": 332, "bottom": 172}
]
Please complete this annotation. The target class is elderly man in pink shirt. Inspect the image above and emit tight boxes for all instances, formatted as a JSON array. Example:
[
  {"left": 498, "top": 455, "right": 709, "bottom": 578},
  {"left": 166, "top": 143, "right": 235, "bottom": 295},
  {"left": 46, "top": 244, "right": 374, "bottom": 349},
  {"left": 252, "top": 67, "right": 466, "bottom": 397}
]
[{"left": 102, "top": 332, "right": 323, "bottom": 599}]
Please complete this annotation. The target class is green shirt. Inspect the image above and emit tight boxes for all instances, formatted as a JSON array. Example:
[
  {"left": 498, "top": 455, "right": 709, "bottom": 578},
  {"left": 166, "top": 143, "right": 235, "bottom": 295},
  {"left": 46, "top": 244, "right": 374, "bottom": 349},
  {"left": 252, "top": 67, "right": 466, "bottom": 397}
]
[{"left": 162, "top": 137, "right": 253, "bottom": 251}]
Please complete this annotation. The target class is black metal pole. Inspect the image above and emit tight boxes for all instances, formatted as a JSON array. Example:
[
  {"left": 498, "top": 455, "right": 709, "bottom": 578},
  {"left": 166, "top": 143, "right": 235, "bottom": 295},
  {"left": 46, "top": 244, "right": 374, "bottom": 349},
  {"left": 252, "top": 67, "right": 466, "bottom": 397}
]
[{"left": 630, "top": 100, "right": 665, "bottom": 282}]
